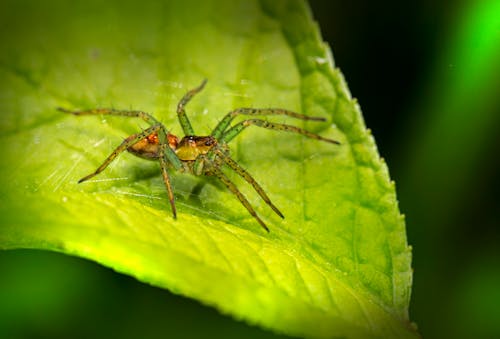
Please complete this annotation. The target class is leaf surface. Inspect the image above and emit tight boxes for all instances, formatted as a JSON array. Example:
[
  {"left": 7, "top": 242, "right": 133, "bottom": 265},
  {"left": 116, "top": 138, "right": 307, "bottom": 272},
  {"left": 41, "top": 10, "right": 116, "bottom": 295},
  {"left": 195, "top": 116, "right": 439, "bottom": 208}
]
[{"left": 0, "top": 0, "right": 416, "bottom": 338}]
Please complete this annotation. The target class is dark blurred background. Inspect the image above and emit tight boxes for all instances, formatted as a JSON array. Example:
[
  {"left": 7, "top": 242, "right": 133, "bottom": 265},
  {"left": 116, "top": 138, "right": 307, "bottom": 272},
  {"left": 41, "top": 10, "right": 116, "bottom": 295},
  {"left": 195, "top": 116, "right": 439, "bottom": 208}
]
[
  {"left": 312, "top": 1, "right": 499, "bottom": 338},
  {"left": 1, "top": 1, "right": 499, "bottom": 338}
]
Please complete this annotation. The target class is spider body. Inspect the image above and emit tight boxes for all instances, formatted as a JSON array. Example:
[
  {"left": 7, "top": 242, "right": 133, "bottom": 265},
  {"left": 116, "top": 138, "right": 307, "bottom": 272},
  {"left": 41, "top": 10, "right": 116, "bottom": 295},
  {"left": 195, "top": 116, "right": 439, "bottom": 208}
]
[
  {"left": 127, "top": 131, "right": 217, "bottom": 162},
  {"left": 59, "top": 80, "right": 339, "bottom": 232}
]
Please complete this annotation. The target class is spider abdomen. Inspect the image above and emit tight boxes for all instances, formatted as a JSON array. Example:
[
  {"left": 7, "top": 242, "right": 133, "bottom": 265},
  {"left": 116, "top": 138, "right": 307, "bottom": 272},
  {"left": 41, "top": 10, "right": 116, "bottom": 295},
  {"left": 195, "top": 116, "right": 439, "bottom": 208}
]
[{"left": 127, "top": 132, "right": 179, "bottom": 160}]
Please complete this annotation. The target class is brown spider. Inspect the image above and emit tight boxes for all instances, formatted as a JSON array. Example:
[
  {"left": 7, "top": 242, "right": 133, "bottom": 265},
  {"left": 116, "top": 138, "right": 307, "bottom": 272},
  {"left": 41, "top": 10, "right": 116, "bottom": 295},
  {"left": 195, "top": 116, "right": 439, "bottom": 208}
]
[{"left": 58, "top": 80, "right": 339, "bottom": 232}]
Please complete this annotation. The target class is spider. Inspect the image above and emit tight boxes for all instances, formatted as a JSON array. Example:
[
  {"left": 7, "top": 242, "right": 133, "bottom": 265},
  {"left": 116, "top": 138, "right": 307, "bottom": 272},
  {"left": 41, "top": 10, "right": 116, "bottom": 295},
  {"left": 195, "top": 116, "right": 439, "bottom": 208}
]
[{"left": 58, "top": 79, "right": 340, "bottom": 232}]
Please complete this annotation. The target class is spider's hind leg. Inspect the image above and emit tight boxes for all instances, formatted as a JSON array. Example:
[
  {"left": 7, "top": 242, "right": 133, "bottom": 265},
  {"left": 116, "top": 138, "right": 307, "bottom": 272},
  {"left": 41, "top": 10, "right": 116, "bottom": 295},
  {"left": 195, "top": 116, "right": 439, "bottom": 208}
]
[
  {"left": 77, "top": 124, "right": 163, "bottom": 183},
  {"left": 58, "top": 107, "right": 161, "bottom": 126}
]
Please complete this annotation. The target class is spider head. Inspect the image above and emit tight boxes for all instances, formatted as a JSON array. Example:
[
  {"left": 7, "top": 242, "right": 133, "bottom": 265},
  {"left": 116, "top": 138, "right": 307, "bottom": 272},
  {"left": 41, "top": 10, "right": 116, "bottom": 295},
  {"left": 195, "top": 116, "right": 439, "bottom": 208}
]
[{"left": 176, "top": 136, "right": 218, "bottom": 161}]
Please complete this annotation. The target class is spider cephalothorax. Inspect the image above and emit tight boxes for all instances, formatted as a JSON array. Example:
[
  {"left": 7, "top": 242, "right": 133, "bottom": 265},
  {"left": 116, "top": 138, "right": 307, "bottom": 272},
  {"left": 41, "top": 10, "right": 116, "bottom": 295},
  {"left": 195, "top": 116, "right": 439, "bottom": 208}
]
[{"left": 59, "top": 79, "right": 339, "bottom": 232}]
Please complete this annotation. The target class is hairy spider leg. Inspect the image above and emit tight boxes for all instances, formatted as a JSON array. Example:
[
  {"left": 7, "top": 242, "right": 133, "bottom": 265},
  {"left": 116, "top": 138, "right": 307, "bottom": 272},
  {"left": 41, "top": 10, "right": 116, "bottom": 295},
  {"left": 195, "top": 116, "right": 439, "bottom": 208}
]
[
  {"left": 57, "top": 107, "right": 161, "bottom": 125},
  {"left": 211, "top": 108, "right": 328, "bottom": 140},
  {"left": 209, "top": 166, "right": 270, "bottom": 232},
  {"left": 213, "top": 149, "right": 284, "bottom": 219},
  {"left": 176, "top": 79, "right": 207, "bottom": 135},
  {"left": 220, "top": 119, "right": 341, "bottom": 144},
  {"left": 77, "top": 124, "right": 164, "bottom": 183}
]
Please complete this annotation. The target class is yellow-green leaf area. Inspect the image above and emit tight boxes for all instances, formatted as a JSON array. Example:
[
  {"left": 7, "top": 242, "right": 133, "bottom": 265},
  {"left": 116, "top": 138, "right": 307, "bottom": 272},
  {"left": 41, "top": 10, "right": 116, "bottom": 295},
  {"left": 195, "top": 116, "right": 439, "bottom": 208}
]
[{"left": 0, "top": 0, "right": 417, "bottom": 338}]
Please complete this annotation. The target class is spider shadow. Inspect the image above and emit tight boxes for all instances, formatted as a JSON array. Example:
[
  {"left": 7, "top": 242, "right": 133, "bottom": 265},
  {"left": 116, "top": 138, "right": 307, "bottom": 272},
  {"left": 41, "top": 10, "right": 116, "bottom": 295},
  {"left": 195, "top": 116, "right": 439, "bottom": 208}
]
[{"left": 129, "top": 163, "right": 231, "bottom": 221}]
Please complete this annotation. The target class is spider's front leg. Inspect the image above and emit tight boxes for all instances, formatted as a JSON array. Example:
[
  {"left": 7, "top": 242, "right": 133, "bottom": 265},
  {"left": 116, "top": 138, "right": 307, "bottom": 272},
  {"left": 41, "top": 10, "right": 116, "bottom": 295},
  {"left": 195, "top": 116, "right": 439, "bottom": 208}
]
[
  {"left": 221, "top": 119, "right": 340, "bottom": 144},
  {"left": 209, "top": 166, "right": 270, "bottom": 232},
  {"left": 211, "top": 107, "right": 329, "bottom": 140},
  {"left": 176, "top": 79, "right": 207, "bottom": 135},
  {"left": 212, "top": 148, "right": 284, "bottom": 219},
  {"left": 194, "top": 150, "right": 274, "bottom": 232}
]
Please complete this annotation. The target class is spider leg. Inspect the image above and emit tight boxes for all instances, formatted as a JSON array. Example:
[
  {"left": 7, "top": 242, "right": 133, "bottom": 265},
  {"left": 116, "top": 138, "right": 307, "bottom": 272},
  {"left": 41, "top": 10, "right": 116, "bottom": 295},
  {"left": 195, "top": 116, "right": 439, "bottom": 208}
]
[
  {"left": 158, "top": 142, "right": 177, "bottom": 219},
  {"left": 153, "top": 125, "right": 182, "bottom": 218},
  {"left": 213, "top": 149, "right": 284, "bottom": 219},
  {"left": 211, "top": 108, "right": 326, "bottom": 139},
  {"left": 58, "top": 107, "right": 161, "bottom": 126},
  {"left": 78, "top": 124, "right": 162, "bottom": 183},
  {"left": 176, "top": 79, "right": 207, "bottom": 135},
  {"left": 220, "top": 119, "right": 341, "bottom": 144},
  {"left": 209, "top": 166, "right": 269, "bottom": 232}
]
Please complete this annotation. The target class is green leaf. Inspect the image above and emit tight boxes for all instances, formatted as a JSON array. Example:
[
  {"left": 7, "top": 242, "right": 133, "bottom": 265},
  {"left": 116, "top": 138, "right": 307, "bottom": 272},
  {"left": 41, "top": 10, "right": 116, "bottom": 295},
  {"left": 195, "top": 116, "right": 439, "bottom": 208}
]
[{"left": 0, "top": 0, "right": 417, "bottom": 338}]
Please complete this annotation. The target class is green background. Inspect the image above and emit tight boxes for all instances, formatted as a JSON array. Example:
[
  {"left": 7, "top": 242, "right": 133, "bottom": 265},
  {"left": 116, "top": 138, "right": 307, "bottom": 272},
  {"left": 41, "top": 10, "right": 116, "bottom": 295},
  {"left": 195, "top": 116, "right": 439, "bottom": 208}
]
[{"left": 1, "top": 0, "right": 498, "bottom": 338}]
